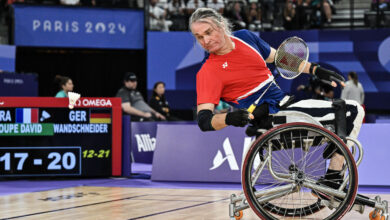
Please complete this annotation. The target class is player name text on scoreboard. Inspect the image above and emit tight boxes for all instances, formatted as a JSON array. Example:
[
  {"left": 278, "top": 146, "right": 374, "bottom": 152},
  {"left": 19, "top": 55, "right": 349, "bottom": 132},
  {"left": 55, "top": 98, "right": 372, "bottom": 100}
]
[
  {"left": 53, "top": 123, "right": 108, "bottom": 133},
  {"left": 0, "top": 123, "right": 53, "bottom": 135}
]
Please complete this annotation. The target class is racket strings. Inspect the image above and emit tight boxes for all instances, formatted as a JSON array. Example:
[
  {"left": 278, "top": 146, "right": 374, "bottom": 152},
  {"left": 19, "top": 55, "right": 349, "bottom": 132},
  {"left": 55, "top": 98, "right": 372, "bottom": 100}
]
[{"left": 275, "top": 37, "right": 308, "bottom": 79}]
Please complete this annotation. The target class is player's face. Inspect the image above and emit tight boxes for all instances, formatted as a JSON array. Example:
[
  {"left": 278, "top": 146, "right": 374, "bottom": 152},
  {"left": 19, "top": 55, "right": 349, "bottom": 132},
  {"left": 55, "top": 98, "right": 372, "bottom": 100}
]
[
  {"left": 191, "top": 20, "right": 226, "bottom": 54},
  {"left": 63, "top": 79, "right": 74, "bottom": 92}
]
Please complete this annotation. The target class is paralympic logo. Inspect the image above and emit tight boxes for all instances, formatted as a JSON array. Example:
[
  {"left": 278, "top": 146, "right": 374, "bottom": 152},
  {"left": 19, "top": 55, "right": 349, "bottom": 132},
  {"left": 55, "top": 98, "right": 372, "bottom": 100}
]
[
  {"left": 210, "top": 137, "right": 239, "bottom": 171},
  {"left": 378, "top": 36, "right": 390, "bottom": 73}
]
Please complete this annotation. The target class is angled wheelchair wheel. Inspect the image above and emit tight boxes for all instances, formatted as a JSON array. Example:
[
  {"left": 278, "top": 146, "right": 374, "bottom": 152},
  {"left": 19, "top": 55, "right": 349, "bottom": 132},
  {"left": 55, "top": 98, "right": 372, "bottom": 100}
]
[{"left": 242, "top": 122, "right": 358, "bottom": 220}]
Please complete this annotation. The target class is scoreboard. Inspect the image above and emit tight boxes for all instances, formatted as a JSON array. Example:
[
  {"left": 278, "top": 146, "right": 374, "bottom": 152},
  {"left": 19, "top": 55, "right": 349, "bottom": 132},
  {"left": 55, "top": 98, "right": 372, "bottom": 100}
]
[{"left": 0, "top": 97, "right": 122, "bottom": 177}]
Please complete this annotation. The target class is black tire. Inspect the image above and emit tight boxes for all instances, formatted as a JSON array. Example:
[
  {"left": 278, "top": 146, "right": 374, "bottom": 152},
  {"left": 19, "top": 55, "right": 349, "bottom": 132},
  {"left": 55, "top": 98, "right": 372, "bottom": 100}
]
[{"left": 242, "top": 122, "right": 358, "bottom": 220}]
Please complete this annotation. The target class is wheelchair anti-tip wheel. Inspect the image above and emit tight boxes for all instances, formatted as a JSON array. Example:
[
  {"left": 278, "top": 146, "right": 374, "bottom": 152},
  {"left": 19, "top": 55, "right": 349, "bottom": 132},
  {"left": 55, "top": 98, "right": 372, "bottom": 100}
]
[{"left": 242, "top": 122, "right": 358, "bottom": 220}]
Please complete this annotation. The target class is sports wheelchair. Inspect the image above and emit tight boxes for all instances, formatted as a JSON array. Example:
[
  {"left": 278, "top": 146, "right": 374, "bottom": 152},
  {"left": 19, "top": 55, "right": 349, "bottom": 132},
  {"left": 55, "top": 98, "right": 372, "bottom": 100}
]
[{"left": 229, "top": 108, "right": 389, "bottom": 220}]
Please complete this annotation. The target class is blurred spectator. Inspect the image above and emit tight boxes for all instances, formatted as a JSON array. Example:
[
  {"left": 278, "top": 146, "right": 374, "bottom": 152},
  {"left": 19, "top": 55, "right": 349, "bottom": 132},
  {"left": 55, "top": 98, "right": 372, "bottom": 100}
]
[
  {"left": 246, "top": 1, "right": 262, "bottom": 31},
  {"left": 311, "top": 0, "right": 333, "bottom": 25},
  {"left": 60, "top": 0, "right": 80, "bottom": 5},
  {"left": 186, "top": 0, "right": 205, "bottom": 15},
  {"left": 156, "top": 0, "right": 168, "bottom": 9},
  {"left": 207, "top": 0, "right": 225, "bottom": 14},
  {"left": 372, "top": 0, "right": 389, "bottom": 10},
  {"left": 225, "top": 1, "right": 247, "bottom": 30},
  {"left": 137, "top": 0, "right": 144, "bottom": 8},
  {"left": 261, "top": 0, "right": 275, "bottom": 21},
  {"left": 167, "top": 0, "right": 187, "bottom": 30},
  {"left": 80, "top": 0, "right": 96, "bottom": 6},
  {"left": 111, "top": 0, "right": 130, "bottom": 7},
  {"left": 167, "top": 0, "right": 185, "bottom": 15},
  {"left": 341, "top": 71, "right": 364, "bottom": 105},
  {"left": 371, "top": 0, "right": 389, "bottom": 27},
  {"left": 116, "top": 72, "right": 166, "bottom": 121},
  {"left": 54, "top": 75, "right": 74, "bottom": 98},
  {"left": 6, "top": 0, "right": 24, "bottom": 5},
  {"left": 149, "top": 0, "right": 172, "bottom": 31},
  {"left": 283, "top": 0, "right": 298, "bottom": 29},
  {"left": 295, "top": 0, "right": 311, "bottom": 29},
  {"left": 149, "top": 81, "right": 181, "bottom": 121},
  {"left": 297, "top": 75, "right": 334, "bottom": 100},
  {"left": 214, "top": 100, "right": 231, "bottom": 114}
]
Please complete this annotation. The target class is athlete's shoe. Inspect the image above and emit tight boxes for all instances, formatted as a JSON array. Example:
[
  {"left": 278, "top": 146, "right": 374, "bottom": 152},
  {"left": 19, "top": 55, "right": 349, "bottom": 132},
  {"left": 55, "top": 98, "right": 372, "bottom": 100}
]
[{"left": 311, "top": 170, "right": 343, "bottom": 201}]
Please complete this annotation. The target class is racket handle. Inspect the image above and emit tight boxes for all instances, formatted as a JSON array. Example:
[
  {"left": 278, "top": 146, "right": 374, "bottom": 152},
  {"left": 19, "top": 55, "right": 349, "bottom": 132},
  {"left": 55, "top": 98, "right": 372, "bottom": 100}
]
[{"left": 247, "top": 104, "right": 256, "bottom": 113}]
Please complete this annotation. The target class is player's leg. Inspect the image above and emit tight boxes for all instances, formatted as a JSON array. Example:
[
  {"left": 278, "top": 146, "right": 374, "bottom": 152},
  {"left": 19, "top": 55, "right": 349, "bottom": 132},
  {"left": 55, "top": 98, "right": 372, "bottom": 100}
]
[{"left": 285, "top": 99, "right": 364, "bottom": 193}]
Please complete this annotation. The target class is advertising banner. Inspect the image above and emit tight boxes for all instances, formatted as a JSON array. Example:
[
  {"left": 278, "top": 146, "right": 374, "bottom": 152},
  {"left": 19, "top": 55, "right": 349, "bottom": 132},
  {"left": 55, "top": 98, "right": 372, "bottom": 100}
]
[
  {"left": 0, "top": 45, "right": 15, "bottom": 72},
  {"left": 130, "top": 121, "right": 195, "bottom": 164},
  {"left": 0, "top": 73, "right": 38, "bottom": 97},
  {"left": 131, "top": 122, "right": 158, "bottom": 164},
  {"left": 13, "top": 4, "right": 144, "bottom": 49},
  {"left": 152, "top": 124, "right": 253, "bottom": 183}
]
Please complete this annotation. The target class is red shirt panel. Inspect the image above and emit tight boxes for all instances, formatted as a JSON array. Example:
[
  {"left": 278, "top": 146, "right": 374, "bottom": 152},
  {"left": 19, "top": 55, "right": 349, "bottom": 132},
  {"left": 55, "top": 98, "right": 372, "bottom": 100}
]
[{"left": 197, "top": 37, "right": 272, "bottom": 105}]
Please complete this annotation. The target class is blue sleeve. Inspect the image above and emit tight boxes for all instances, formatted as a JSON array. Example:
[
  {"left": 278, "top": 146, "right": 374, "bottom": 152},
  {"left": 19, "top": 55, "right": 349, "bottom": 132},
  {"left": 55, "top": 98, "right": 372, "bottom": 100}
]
[{"left": 233, "top": 30, "right": 271, "bottom": 60}]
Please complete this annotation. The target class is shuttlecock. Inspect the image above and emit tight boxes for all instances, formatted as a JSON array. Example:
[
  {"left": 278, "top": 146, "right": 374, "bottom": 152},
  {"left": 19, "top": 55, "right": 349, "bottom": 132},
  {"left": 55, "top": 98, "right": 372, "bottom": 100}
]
[{"left": 68, "top": 92, "right": 81, "bottom": 109}]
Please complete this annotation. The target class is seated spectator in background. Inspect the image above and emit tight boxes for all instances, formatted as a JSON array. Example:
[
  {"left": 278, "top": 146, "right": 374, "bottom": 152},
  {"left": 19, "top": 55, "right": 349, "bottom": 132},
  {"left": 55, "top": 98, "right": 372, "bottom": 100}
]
[
  {"left": 149, "top": 81, "right": 181, "bottom": 121},
  {"left": 207, "top": 0, "right": 225, "bottom": 14},
  {"left": 80, "top": 0, "right": 97, "bottom": 6},
  {"left": 186, "top": 0, "right": 205, "bottom": 16},
  {"left": 246, "top": 1, "right": 262, "bottom": 31},
  {"left": 371, "top": 0, "right": 389, "bottom": 10},
  {"left": 156, "top": 0, "right": 168, "bottom": 9},
  {"left": 60, "top": 0, "right": 80, "bottom": 5},
  {"left": 167, "top": 0, "right": 185, "bottom": 16},
  {"left": 311, "top": 0, "right": 333, "bottom": 24},
  {"left": 111, "top": 0, "right": 130, "bottom": 7},
  {"left": 167, "top": 0, "right": 187, "bottom": 30},
  {"left": 149, "top": 0, "right": 172, "bottom": 31},
  {"left": 225, "top": 1, "right": 248, "bottom": 30},
  {"left": 297, "top": 75, "right": 334, "bottom": 100},
  {"left": 116, "top": 72, "right": 166, "bottom": 122},
  {"left": 283, "top": 0, "right": 298, "bottom": 29},
  {"left": 341, "top": 71, "right": 364, "bottom": 105},
  {"left": 262, "top": 0, "right": 275, "bottom": 21},
  {"left": 295, "top": 0, "right": 310, "bottom": 29},
  {"left": 54, "top": 75, "right": 74, "bottom": 98}
]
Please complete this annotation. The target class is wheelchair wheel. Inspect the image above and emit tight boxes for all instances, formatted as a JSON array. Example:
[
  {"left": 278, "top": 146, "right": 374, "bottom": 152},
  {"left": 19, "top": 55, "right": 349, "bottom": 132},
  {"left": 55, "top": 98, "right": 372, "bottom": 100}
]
[{"left": 242, "top": 122, "right": 358, "bottom": 220}]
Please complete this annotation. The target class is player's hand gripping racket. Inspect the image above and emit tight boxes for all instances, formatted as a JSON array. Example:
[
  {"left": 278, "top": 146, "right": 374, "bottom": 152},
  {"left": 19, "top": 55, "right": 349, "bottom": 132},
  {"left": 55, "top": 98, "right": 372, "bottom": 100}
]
[{"left": 247, "top": 36, "right": 309, "bottom": 113}]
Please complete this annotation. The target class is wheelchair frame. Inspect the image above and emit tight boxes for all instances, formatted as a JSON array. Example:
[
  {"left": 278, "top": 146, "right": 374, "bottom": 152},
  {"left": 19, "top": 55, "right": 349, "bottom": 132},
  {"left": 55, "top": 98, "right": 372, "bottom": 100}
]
[{"left": 228, "top": 111, "right": 389, "bottom": 220}]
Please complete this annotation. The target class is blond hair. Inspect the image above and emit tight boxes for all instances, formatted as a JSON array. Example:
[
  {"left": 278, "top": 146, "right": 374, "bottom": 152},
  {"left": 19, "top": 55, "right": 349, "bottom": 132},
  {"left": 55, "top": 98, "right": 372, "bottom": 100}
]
[{"left": 189, "top": 8, "right": 232, "bottom": 35}]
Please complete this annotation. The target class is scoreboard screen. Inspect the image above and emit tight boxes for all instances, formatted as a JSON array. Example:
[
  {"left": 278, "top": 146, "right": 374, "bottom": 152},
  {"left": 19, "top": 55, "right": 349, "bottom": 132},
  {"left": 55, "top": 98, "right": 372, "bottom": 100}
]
[{"left": 0, "top": 97, "right": 122, "bottom": 177}]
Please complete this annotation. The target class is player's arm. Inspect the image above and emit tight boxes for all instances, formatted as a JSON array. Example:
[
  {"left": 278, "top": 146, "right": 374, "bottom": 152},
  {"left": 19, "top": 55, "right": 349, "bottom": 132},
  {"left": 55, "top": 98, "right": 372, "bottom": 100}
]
[
  {"left": 265, "top": 46, "right": 344, "bottom": 87},
  {"left": 265, "top": 47, "right": 276, "bottom": 63},
  {"left": 197, "top": 103, "right": 253, "bottom": 131},
  {"left": 308, "top": 63, "right": 345, "bottom": 87},
  {"left": 122, "top": 102, "right": 151, "bottom": 118}
]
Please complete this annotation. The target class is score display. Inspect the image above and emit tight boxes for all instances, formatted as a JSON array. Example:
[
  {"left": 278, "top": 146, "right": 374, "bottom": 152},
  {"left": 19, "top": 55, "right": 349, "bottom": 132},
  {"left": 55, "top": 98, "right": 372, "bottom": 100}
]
[
  {"left": 0, "top": 147, "right": 81, "bottom": 176},
  {"left": 0, "top": 97, "right": 122, "bottom": 177}
]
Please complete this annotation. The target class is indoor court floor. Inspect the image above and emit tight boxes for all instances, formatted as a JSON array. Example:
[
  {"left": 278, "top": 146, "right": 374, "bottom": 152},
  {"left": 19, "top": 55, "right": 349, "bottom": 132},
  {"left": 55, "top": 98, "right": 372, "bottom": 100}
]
[{"left": 0, "top": 164, "right": 389, "bottom": 220}]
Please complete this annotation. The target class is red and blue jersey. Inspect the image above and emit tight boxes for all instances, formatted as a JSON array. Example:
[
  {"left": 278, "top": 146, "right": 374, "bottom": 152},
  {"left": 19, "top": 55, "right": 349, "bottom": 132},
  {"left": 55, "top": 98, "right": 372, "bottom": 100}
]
[{"left": 196, "top": 29, "right": 285, "bottom": 113}]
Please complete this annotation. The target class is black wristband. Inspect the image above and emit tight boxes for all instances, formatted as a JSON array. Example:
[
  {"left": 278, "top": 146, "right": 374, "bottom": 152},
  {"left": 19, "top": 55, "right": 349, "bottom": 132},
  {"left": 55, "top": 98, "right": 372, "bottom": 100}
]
[
  {"left": 310, "top": 62, "right": 319, "bottom": 74},
  {"left": 197, "top": 109, "right": 215, "bottom": 131}
]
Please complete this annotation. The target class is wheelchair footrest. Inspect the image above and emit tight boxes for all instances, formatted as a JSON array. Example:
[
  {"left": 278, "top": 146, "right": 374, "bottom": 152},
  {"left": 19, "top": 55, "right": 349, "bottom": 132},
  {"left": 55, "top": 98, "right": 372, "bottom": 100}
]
[{"left": 355, "top": 193, "right": 376, "bottom": 208}]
